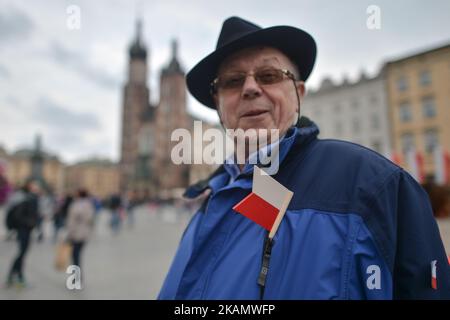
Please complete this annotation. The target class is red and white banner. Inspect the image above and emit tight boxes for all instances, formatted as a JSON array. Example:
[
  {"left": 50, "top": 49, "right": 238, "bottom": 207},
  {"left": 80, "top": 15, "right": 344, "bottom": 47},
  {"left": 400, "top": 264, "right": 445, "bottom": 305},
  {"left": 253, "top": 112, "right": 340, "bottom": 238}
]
[
  {"left": 433, "top": 146, "right": 450, "bottom": 186},
  {"left": 406, "top": 149, "right": 425, "bottom": 184},
  {"left": 233, "top": 166, "right": 293, "bottom": 238}
]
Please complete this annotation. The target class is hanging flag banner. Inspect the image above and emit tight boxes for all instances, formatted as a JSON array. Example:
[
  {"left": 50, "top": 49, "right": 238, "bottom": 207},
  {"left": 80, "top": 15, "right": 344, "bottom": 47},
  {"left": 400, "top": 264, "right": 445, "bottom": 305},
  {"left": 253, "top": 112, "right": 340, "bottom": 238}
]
[
  {"left": 406, "top": 149, "right": 425, "bottom": 184},
  {"left": 433, "top": 146, "right": 450, "bottom": 186},
  {"left": 233, "top": 166, "right": 293, "bottom": 239}
]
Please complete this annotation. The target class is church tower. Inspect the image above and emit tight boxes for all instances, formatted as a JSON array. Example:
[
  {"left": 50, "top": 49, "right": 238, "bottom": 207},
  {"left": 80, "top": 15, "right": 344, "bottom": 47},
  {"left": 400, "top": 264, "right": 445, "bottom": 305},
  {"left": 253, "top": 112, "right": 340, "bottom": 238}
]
[
  {"left": 154, "top": 40, "right": 191, "bottom": 197},
  {"left": 120, "top": 19, "right": 150, "bottom": 193}
]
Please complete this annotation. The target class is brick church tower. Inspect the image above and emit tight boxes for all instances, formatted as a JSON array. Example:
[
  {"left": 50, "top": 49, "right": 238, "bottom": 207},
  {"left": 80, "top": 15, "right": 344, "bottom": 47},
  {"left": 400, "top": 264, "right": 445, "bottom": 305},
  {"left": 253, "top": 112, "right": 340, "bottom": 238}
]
[
  {"left": 154, "top": 40, "right": 191, "bottom": 198},
  {"left": 120, "top": 21, "right": 198, "bottom": 199},
  {"left": 120, "top": 19, "right": 151, "bottom": 193}
]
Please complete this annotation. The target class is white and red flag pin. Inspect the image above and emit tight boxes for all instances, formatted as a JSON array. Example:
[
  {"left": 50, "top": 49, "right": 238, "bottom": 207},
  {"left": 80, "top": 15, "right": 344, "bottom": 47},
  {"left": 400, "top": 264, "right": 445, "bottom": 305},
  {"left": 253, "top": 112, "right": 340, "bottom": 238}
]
[
  {"left": 233, "top": 166, "right": 294, "bottom": 239},
  {"left": 431, "top": 260, "right": 437, "bottom": 290}
]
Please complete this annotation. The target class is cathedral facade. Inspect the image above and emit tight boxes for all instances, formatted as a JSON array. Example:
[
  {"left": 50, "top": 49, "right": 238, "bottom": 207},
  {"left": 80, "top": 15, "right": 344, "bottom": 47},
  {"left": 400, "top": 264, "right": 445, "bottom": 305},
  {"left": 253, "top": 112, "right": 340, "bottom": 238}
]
[{"left": 120, "top": 20, "right": 192, "bottom": 199}]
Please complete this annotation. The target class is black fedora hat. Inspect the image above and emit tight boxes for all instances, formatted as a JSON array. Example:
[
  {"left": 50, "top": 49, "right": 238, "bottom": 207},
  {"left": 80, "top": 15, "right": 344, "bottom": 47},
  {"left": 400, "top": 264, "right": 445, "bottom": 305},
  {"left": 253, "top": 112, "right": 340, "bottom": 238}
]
[{"left": 186, "top": 16, "right": 317, "bottom": 109}]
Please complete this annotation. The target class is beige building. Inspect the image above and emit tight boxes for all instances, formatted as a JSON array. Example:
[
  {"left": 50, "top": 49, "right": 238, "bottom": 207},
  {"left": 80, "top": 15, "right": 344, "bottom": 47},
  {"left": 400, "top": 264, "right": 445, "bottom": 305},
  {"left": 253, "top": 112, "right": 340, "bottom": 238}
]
[
  {"left": 3, "top": 148, "right": 65, "bottom": 194},
  {"left": 384, "top": 43, "right": 450, "bottom": 180},
  {"left": 65, "top": 159, "right": 119, "bottom": 199},
  {"left": 0, "top": 143, "right": 119, "bottom": 199}
]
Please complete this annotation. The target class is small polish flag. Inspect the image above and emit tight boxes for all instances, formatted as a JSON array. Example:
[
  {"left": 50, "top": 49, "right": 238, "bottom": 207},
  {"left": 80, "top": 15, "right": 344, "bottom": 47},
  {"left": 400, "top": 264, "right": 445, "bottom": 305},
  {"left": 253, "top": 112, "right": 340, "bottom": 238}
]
[
  {"left": 431, "top": 260, "right": 437, "bottom": 290},
  {"left": 233, "top": 166, "right": 293, "bottom": 239}
]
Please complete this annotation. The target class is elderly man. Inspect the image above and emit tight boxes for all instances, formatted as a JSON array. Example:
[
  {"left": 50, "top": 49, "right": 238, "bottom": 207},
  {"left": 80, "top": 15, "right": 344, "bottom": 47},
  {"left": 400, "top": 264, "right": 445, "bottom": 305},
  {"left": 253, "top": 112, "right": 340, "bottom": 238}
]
[{"left": 158, "top": 16, "right": 450, "bottom": 299}]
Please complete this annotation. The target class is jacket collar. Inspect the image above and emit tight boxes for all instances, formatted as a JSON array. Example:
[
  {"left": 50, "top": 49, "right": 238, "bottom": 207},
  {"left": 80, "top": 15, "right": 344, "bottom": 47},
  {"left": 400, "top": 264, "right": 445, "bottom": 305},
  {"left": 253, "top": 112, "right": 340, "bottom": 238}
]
[{"left": 183, "top": 116, "right": 319, "bottom": 199}]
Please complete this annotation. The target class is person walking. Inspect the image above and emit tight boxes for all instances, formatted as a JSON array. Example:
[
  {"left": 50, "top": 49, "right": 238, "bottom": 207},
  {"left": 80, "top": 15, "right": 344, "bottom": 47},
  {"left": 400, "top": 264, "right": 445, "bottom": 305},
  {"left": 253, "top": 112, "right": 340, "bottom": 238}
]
[
  {"left": 66, "top": 189, "right": 95, "bottom": 269},
  {"left": 108, "top": 194, "right": 122, "bottom": 235},
  {"left": 5, "top": 180, "right": 41, "bottom": 288},
  {"left": 52, "top": 194, "right": 73, "bottom": 243}
]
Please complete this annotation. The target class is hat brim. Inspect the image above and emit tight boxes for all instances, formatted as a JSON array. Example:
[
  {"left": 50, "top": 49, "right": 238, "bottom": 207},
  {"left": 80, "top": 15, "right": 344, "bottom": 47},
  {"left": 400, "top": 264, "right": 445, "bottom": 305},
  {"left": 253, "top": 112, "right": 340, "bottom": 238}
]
[{"left": 186, "top": 25, "right": 317, "bottom": 109}]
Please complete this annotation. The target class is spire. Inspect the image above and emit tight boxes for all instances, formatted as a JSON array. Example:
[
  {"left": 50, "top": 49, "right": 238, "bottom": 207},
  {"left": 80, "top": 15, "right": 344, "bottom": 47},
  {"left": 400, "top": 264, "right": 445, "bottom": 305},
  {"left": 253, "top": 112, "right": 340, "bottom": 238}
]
[
  {"left": 136, "top": 19, "right": 142, "bottom": 46},
  {"left": 129, "top": 17, "right": 147, "bottom": 60},
  {"left": 171, "top": 39, "right": 178, "bottom": 60},
  {"left": 30, "top": 133, "right": 46, "bottom": 190},
  {"left": 162, "top": 38, "right": 183, "bottom": 75},
  {"left": 34, "top": 133, "right": 42, "bottom": 155}
]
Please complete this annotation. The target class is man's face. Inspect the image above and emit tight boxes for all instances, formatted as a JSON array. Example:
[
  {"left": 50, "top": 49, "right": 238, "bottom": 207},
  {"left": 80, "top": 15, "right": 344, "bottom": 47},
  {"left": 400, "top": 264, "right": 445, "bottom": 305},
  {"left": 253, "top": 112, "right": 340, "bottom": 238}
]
[{"left": 214, "top": 46, "right": 305, "bottom": 136}]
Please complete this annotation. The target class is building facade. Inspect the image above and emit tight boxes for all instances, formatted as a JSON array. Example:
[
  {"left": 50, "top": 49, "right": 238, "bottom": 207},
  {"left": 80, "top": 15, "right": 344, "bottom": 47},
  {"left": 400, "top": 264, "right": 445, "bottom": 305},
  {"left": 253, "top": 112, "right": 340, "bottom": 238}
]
[
  {"left": 119, "top": 20, "right": 214, "bottom": 199},
  {"left": 120, "top": 19, "right": 152, "bottom": 194},
  {"left": 384, "top": 43, "right": 450, "bottom": 181},
  {"left": 153, "top": 40, "right": 191, "bottom": 199},
  {"left": 2, "top": 147, "right": 65, "bottom": 194},
  {"left": 65, "top": 159, "right": 120, "bottom": 199},
  {"left": 302, "top": 71, "right": 392, "bottom": 156}
]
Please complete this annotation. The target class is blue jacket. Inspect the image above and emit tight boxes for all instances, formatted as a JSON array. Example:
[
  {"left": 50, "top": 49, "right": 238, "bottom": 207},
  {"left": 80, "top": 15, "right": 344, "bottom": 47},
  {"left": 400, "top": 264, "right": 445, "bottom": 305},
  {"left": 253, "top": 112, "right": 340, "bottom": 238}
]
[{"left": 158, "top": 119, "right": 450, "bottom": 299}]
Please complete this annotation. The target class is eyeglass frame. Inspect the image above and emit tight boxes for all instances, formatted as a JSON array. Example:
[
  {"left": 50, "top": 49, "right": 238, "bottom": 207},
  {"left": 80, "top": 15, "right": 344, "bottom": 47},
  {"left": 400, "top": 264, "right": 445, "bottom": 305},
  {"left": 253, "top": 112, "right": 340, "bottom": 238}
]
[{"left": 209, "top": 67, "right": 299, "bottom": 96}]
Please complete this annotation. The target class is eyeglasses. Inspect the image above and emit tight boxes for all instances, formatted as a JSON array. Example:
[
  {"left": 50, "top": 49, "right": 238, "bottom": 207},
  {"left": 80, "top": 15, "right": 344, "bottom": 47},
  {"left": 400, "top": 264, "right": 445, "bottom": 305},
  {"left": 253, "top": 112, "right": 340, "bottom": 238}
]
[{"left": 210, "top": 67, "right": 297, "bottom": 94}]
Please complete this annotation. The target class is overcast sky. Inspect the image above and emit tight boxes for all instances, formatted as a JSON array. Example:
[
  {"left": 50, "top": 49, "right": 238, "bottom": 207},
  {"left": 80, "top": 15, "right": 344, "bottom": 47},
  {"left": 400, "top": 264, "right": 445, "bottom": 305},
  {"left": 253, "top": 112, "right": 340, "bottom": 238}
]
[{"left": 1, "top": 0, "right": 449, "bottom": 163}]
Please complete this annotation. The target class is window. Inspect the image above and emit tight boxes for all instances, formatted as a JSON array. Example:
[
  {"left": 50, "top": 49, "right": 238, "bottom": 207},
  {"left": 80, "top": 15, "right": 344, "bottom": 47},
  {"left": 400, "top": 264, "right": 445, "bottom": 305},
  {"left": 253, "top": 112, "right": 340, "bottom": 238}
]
[
  {"left": 422, "top": 96, "right": 436, "bottom": 118},
  {"left": 399, "top": 102, "right": 412, "bottom": 122},
  {"left": 352, "top": 118, "right": 360, "bottom": 134},
  {"left": 401, "top": 133, "right": 414, "bottom": 154},
  {"left": 162, "top": 103, "right": 171, "bottom": 114},
  {"left": 335, "top": 121, "right": 343, "bottom": 136},
  {"left": 424, "top": 129, "right": 438, "bottom": 154},
  {"left": 371, "top": 114, "right": 380, "bottom": 130},
  {"left": 369, "top": 95, "right": 378, "bottom": 106},
  {"left": 419, "top": 70, "right": 431, "bottom": 86},
  {"left": 397, "top": 76, "right": 408, "bottom": 92}
]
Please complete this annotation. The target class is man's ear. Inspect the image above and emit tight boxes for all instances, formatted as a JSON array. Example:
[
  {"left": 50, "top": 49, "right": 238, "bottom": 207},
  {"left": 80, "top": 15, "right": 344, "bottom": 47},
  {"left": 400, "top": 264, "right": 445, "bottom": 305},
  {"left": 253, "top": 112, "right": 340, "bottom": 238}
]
[
  {"left": 296, "top": 81, "right": 306, "bottom": 100},
  {"left": 295, "top": 81, "right": 305, "bottom": 113}
]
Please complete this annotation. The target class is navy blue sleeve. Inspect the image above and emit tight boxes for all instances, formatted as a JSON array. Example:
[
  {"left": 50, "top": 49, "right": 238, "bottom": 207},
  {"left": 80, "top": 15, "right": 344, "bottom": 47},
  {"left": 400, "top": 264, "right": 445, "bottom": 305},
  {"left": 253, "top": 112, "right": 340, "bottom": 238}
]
[
  {"left": 366, "top": 169, "right": 450, "bottom": 299},
  {"left": 348, "top": 222, "right": 393, "bottom": 299}
]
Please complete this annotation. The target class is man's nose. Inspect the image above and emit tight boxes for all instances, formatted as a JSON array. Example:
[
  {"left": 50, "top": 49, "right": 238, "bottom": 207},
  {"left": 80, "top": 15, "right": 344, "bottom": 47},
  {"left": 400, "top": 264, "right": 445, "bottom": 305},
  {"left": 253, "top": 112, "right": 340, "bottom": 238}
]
[{"left": 241, "top": 75, "right": 262, "bottom": 99}]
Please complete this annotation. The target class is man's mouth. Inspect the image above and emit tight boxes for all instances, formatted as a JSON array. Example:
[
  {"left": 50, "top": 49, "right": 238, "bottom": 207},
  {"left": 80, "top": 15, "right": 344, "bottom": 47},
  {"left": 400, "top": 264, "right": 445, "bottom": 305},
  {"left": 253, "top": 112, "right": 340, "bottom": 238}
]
[{"left": 241, "top": 109, "right": 269, "bottom": 118}]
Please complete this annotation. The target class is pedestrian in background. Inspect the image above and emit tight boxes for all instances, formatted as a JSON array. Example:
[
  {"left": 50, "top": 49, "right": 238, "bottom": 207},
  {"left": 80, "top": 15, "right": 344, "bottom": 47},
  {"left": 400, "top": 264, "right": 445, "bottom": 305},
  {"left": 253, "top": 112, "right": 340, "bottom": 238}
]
[
  {"left": 0, "top": 160, "right": 11, "bottom": 206},
  {"left": 66, "top": 189, "right": 95, "bottom": 269},
  {"left": 125, "top": 190, "right": 138, "bottom": 228},
  {"left": 5, "top": 180, "right": 41, "bottom": 288},
  {"left": 52, "top": 193, "right": 73, "bottom": 243},
  {"left": 108, "top": 193, "right": 122, "bottom": 235}
]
